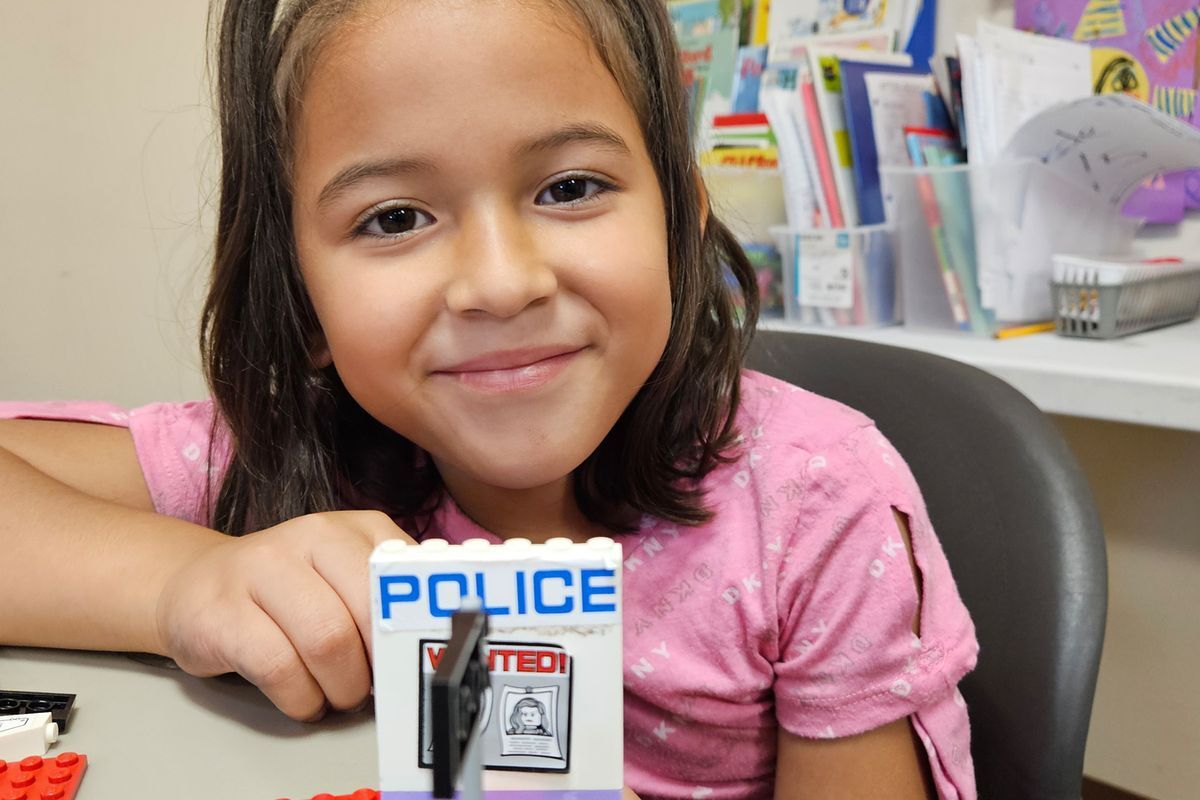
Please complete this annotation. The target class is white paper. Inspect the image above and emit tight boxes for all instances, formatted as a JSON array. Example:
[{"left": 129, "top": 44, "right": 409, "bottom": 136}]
[
  {"left": 1003, "top": 94, "right": 1200, "bottom": 206},
  {"left": 970, "top": 20, "right": 1093, "bottom": 164},
  {"left": 865, "top": 72, "right": 933, "bottom": 168}
]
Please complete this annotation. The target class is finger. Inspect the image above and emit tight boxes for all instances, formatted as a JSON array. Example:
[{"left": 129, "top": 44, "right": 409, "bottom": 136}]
[
  {"left": 231, "top": 603, "right": 327, "bottom": 721},
  {"left": 312, "top": 511, "right": 414, "bottom": 660},
  {"left": 353, "top": 509, "right": 417, "bottom": 546},
  {"left": 252, "top": 564, "right": 372, "bottom": 713}
]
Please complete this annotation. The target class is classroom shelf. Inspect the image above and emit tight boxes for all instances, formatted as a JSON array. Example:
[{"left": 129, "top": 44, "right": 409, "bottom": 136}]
[{"left": 759, "top": 318, "right": 1200, "bottom": 432}]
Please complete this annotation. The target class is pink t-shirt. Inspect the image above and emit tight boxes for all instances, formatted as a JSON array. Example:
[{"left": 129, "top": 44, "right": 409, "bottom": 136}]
[{"left": 1, "top": 370, "right": 978, "bottom": 798}]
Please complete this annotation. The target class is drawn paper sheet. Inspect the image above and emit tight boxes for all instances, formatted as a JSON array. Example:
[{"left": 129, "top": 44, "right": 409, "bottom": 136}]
[{"left": 1003, "top": 93, "right": 1200, "bottom": 204}]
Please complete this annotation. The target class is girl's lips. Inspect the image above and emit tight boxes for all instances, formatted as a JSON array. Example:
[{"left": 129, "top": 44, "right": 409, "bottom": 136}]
[{"left": 434, "top": 348, "right": 584, "bottom": 394}]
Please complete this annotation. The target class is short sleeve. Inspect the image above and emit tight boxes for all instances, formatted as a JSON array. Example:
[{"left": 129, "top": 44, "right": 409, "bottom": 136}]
[
  {"left": 0, "top": 399, "right": 227, "bottom": 526},
  {"left": 773, "top": 423, "right": 978, "bottom": 740}
]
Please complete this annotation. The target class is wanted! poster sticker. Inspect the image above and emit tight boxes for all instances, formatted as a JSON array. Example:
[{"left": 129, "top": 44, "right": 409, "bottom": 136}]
[{"left": 418, "top": 640, "right": 572, "bottom": 772}]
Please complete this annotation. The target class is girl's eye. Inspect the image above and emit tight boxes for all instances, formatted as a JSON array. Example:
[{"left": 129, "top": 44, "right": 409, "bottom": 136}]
[
  {"left": 536, "top": 176, "right": 612, "bottom": 206},
  {"left": 355, "top": 205, "right": 434, "bottom": 239}
]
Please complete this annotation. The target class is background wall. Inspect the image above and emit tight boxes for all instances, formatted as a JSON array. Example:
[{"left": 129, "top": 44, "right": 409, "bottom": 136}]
[
  {"left": 2, "top": 2, "right": 1198, "bottom": 798},
  {"left": 0, "top": 1, "right": 214, "bottom": 405}
]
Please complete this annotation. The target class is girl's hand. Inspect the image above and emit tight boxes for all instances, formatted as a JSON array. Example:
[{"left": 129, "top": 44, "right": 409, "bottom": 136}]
[{"left": 154, "top": 510, "right": 412, "bottom": 721}]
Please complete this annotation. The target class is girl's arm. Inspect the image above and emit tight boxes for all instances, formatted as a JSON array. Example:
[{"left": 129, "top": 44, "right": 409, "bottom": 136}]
[
  {"left": 774, "top": 511, "right": 935, "bottom": 800},
  {"left": 774, "top": 719, "right": 933, "bottom": 799},
  {"left": 0, "top": 419, "right": 410, "bottom": 720},
  {"left": 0, "top": 419, "right": 220, "bottom": 652}
]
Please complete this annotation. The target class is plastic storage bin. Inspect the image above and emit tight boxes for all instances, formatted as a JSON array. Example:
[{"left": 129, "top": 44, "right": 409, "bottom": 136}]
[
  {"left": 769, "top": 225, "right": 897, "bottom": 327},
  {"left": 881, "top": 161, "right": 1142, "bottom": 335},
  {"left": 1052, "top": 255, "right": 1200, "bottom": 338}
]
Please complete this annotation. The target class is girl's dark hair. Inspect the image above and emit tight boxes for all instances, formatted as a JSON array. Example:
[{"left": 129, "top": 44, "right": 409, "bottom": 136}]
[{"left": 202, "top": 0, "right": 759, "bottom": 536}]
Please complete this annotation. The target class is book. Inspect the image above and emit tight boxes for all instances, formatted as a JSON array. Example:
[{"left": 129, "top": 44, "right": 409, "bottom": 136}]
[
  {"left": 711, "top": 111, "right": 777, "bottom": 148},
  {"left": 732, "top": 45, "right": 769, "bottom": 113},
  {"left": 807, "top": 46, "right": 913, "bottom": 226},
  {"left": 768, "top": 0, "right": 913, "bottom": 43},
  {"left": 678, "top": 31, "right": 741, "bottom": 148},
  {"left": 671, "top": 1, "right": 742, "bottom": 149},
  {"left": 760, "top": 83, "right": 822, "bottom": 227},
  {"left": 700, "top": 146, "right": 780, "bottom": 168},
  {"left": 839, "top": 59, "right": 928, "bottom": 224},
  {"left": 768, "top": 27, "right": 895, "bottom": 64}
]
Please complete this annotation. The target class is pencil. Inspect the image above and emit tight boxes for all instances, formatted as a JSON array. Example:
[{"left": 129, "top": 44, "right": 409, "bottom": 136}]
[{"left": 994, "top": 321, "right": 1056, "bottom": 339}]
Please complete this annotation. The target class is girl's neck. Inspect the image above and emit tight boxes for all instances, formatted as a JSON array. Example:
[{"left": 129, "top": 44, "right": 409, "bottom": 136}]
[{"left": 435, "top": 462, "right": 606, "bottom": 543}]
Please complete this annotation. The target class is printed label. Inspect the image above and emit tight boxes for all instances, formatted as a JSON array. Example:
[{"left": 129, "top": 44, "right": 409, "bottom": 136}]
[{"left": 796, "top": 230, "right": 855, "bottom": 309}]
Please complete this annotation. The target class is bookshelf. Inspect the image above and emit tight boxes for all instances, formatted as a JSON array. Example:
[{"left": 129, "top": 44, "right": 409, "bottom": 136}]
[{"left": 759, "top": 317, "right": 1200, "bottom": 432}]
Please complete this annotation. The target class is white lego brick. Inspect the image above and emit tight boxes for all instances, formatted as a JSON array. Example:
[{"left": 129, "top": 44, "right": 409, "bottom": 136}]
[
  {"left": 371, "top": 536, "right": 623, "bottom": 798},
  {"left": 0, "top": 712, "right": 58, "bottom": 761}
]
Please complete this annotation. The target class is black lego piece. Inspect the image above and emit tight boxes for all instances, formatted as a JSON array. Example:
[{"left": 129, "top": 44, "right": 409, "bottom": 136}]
[
  {"left": 430, "top": 610, "right": 490, "bottom": 799},
  {"left": 0, "top": 690, "right": 76, "bottom": 733}
]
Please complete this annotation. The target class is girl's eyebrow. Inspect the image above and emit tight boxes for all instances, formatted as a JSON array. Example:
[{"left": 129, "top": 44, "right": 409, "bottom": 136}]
[{"left": 315, "top": 122, "right": 631, "bottom": 211}]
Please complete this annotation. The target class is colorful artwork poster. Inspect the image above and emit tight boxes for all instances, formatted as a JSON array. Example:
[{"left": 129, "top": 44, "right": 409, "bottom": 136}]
[
  {"left": 1018, "top": 1, "right": 1200, "bottom": 222},
  {"left": 1016, "top": 1, "right": 1198, "bottom": 122}
]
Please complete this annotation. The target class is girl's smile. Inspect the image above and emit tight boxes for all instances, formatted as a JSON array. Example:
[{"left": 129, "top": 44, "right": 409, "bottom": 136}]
[{"left": 431, "top": 345, "right": 588, "bottom": 396}]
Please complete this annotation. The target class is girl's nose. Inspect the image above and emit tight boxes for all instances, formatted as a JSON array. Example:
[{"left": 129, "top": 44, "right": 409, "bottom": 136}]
[{"left": 444, "top": 208, "right": 558, "bottom": 318}]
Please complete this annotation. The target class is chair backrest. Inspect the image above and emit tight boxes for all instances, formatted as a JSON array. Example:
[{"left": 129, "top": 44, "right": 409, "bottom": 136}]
[{"left": 745, "top": 330, "right": 1107, "bottom": 800}]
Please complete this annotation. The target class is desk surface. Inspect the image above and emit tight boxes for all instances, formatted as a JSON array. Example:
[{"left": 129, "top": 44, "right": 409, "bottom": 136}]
[
  {"left": 761, "top": 317, "right": 1200, "bottom": 432},
  {"left": 1, "top": 648, "right": 378, "bottom": 799}
]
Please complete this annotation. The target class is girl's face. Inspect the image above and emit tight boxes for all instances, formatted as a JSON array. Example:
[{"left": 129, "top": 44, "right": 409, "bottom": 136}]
[{"left": 290, "top": 1, "right": 672, "bottom": 523}]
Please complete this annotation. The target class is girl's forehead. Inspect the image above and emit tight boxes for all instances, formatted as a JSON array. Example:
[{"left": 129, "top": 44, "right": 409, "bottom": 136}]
[{"left": 292, "top": 0, "right": 643, "bottom": 175}]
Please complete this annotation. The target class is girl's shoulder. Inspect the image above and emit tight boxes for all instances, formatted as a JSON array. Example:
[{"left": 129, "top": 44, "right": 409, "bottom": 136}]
[
  {"left": 0, "top": 398, "right": 228, "bottom": 525},
  {"left": 736, "top": 368, "right": 876, "bottom": 452}
]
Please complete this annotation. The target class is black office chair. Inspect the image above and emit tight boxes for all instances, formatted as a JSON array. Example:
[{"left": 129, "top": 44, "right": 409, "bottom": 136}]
[{"left": 746, "top": 329, "right": 1107, "bottom": 800}]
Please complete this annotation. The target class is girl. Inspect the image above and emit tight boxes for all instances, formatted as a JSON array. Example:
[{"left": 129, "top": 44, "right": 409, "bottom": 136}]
[{"left": 0, "top": 0, "right": 978, "bottom": 797}]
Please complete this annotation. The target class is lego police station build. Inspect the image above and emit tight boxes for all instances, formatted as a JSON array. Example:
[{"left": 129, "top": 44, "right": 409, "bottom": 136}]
[{"left": 370, "top": 536, "right": 624, "bottom": 798}]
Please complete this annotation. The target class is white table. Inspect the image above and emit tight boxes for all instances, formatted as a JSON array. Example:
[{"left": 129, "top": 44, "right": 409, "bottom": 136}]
[{"left": 0, "top": 647, "right": 378, "bottom": 799}]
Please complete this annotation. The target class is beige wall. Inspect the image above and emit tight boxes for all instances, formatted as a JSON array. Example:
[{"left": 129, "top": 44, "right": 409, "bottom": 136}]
[
  {"left": 0, "top": 1, "right": 214, "bottom": 405},
  {"left": 3, "top": 2, "right": 1200, "bottom": 797}
]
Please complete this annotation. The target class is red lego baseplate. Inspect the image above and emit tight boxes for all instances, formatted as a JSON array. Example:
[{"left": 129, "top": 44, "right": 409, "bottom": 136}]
[
  {"left": 278, "top": 790, "right": 379, "bottom": 800},
  {"left": 0, "top": 752, "right": 87, "bottom": 800}
]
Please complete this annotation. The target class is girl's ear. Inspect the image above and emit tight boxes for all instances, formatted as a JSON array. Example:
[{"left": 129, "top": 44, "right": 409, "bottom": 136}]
[{"left": 311, "top": 330, "right": 333, "bottom": 369}]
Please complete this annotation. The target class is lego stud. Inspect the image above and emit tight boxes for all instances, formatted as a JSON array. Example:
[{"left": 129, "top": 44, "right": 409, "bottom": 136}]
[
  {"left": 421, "top": 539, "right": 451, "bottom": 551},
  {"left": 588, "top": 536, "right": 615, "bottom": 549},
  {"left": 505, "top": 537, "right": 532, "bottom": 548},
  {"left": 52, "top": 755, "right": 77, "bottom": 769},
  {"left": 462, "top": 538, "right": 490, "bottom": 549},
  {"left": 545, "top": 536, "right": 573, "bottom": 549}
]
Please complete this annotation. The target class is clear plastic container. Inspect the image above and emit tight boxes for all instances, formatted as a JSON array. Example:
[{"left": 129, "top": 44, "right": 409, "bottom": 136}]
[
  {"left": 769, "top": 225, "right": 898, "bottom": 327},
  {"left": 881, "top": 161, "right": 1142, "bottom": 335}
]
